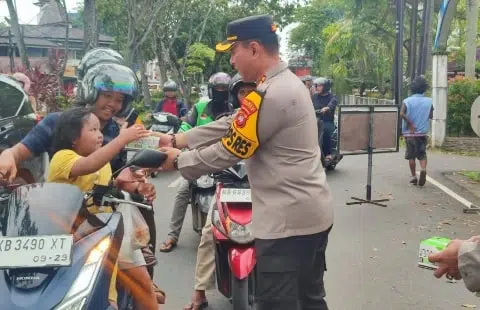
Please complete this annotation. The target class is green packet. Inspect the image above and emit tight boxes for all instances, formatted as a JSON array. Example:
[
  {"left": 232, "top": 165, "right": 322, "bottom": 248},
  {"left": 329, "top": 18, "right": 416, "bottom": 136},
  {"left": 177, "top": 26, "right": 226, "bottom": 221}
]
[{"left": 418, "top": 236, "right": 451, "bottom": 270}]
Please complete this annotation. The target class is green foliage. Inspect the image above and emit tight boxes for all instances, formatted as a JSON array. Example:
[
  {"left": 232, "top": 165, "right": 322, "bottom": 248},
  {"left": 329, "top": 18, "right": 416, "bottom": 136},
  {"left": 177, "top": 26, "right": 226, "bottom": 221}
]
[
  {"left": 179, "top": 43, "right": 216, "bottom": 77},
  {"left": 56, "top": 95, "right": 75, "bottom": 110},
  {"left": 447, "top": 77, "right": 480, "bottom": 137},
  {"left": 459, "top": 170, "right": 480, "bottom": 182}
]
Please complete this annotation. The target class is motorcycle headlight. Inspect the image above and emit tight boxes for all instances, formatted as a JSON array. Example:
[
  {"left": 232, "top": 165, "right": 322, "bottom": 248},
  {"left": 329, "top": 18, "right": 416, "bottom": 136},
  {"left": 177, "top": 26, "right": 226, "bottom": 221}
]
[
  {"left": 55, "top": 238, "right": 111, "bottom": 310},
  {"left": 195, "top": 175, "right": 215, "bottom": 189},
  {"left": 226, "top": 218, "right": 254, "bottom": 244}
]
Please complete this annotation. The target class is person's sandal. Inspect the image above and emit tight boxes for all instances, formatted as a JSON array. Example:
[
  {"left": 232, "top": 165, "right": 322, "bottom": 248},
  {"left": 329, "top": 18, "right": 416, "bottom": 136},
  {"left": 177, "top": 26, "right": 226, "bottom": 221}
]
[
  {"left": 419, "top": 171, "right": 427, "bottom": 186},
  {"left": 410, "top": 177, "right": 418, "bottom": 185},
  {"left": 183, "top": 300, "right": 208, "bottom": 310},
  {"left": 152, "top": 283, "right": 166, "bottom": 304},
  {"left": 159, "top": 238, "right": 177, "bottom": 253},
  {"left": 142, "top": 246, "right": 158, "bottom": 266}
]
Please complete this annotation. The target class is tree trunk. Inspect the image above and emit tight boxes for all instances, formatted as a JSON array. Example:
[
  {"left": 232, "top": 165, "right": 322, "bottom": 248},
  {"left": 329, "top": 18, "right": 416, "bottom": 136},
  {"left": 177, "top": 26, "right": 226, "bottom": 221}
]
[
  {"left": 425, "top": 0, "right": 435, "bottom": 73},
  {"left": 5, "top": 0, "right": 30, "bottom": 70},
  {"left": 465, "top": 0, "right": 478, "bottom": 78},
  {"left": 83, "top": 0, "right": 98, "bottom": 53},
  {"left": 58, "top": 0, "right": 69, "bottom": 96},
  {"left": 139, "top": 53, "right": 152, "bottom": 108}
]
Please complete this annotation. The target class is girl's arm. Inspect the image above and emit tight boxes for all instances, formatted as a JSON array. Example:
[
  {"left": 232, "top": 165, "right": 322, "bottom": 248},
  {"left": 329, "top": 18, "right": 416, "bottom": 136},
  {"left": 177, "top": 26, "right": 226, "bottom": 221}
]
[{"left": 70, "top": 125, "right": 150, "bottom": 177}]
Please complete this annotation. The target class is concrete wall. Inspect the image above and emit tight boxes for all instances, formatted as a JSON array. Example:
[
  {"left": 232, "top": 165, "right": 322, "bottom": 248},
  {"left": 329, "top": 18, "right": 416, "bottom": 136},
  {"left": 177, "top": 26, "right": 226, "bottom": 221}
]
[{"left": 442, "top": 137, "right": 480, "bottom": 153}]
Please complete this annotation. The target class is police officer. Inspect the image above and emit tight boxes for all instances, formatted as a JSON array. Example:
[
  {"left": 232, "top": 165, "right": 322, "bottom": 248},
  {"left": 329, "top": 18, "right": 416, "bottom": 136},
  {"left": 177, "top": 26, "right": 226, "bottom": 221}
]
[{"left": 157, "top": 15, "right": 333, "bottom": 310}]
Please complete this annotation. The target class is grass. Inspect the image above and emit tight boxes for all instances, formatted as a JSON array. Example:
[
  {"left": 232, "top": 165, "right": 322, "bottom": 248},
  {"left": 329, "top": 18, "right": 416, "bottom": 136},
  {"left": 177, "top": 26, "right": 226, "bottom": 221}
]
[{"left": 459, "top": 171, "right": 480, "bottom": 182}]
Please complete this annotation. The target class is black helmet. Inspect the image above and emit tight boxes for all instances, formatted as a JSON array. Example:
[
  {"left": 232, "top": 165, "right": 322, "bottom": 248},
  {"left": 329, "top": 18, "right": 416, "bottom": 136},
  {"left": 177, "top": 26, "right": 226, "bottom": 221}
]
[
  {"left": 163, "top": 80, "right": 178, "bottom": 92},
  {"left": 77, "top": 63, "right": 139, "bottom": 115},
  {"left": 208, "top": 72, "right": 231, "bottom": 99},
  {"left": 229, "top": 73, "right": 256, "bottom": 109},
  {"left": 77, "top": 48, "right": 125, "bottom": 80},
  {"left": 313, "top": 77, "right": 332, "bottom": 94}
]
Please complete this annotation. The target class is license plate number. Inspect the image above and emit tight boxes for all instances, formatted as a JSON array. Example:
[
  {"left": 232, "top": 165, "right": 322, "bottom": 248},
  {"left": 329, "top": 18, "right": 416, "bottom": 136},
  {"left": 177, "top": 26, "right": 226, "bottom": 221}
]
[
  {"left": 127, "top": 136, "right": 160, "bottom": 150},
  {"left": 151, "top": 124, "right": 172, "bottom": 132},
  {"left": 220, "top": 188, "right": 251, "bottom": 203},
  {"left": 0, "top": 235, "right": 73, "bottom": 269}
]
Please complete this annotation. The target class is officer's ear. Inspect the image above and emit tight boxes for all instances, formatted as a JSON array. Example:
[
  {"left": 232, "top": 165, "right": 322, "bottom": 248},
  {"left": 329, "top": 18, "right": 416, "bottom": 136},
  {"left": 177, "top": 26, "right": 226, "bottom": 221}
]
[{"left": 250, "top": 41, "right": 261, "bottom": 57}]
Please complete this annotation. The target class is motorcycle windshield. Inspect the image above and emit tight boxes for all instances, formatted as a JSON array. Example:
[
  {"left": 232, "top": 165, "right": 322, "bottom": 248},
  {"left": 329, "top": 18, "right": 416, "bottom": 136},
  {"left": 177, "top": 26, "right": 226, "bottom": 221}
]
[{"left": 3, "top": 183, "right": 85, "bottom": 237}]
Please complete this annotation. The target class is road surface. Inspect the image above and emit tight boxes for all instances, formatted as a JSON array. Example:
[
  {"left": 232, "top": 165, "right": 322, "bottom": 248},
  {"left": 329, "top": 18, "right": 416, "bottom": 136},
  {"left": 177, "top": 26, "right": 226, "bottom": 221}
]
[{"left": 151, "top": 151, "right": 480, "bottom": 310}]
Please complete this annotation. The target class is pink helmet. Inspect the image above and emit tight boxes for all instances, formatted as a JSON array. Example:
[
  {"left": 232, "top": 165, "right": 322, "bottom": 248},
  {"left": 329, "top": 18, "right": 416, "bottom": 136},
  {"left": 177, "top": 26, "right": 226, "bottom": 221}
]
[{"left": 12, "top": 72, "right": 31, "bottom": 93}]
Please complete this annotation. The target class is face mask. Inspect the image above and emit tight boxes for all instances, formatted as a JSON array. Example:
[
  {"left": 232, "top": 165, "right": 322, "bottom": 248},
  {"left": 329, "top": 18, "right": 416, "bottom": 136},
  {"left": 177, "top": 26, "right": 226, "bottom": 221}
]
[{"left": 212, "top": 90, "right": 229, "bottom": 104}]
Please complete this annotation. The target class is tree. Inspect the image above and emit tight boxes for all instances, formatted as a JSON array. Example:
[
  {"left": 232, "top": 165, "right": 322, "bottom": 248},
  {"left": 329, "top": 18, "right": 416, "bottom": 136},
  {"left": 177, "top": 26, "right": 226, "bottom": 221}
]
[
  {"left": 5, "top": 0, "right": 30, "bottom": 70},
  {"left": 83, "top": 0, "right": 98, "bottom": 52}
]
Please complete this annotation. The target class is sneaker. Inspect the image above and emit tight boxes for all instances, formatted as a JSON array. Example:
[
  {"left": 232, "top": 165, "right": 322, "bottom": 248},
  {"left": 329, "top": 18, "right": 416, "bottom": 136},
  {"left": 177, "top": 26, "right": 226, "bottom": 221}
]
[
  {"left": 419, "top": 171, "right": 427, "bottom": 186},
  {"left": 410, "top": 177, "right": 418, "bottom": 185}
]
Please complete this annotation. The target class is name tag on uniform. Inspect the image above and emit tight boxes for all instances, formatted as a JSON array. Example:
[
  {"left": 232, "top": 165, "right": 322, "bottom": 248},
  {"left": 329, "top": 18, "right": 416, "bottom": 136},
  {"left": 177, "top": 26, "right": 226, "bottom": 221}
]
[{"left": 221, "top": 90, "right": 264, "bottom": 159}]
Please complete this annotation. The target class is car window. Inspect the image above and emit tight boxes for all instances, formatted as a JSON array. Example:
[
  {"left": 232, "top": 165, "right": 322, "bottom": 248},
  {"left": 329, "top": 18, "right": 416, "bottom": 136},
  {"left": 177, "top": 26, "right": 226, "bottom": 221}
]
[{"left": 0, "top": 82, "right": 25, "bottom": 119}]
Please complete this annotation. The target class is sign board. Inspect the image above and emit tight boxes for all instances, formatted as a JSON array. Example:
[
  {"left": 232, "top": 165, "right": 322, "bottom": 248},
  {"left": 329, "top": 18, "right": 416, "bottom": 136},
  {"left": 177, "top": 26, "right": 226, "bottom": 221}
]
[
  {"left": 337, "top": 105, "right": 400, "bottom": 155},
  {"left": 472, "top": 96, "right": 480, "bottom": 137}
]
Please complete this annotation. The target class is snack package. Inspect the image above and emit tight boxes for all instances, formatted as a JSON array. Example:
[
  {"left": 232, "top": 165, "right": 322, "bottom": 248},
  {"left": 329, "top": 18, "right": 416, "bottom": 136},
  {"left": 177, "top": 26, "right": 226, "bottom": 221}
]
[
  {"left": 418, "top": 236, "right": 451, "bottom": 270},
  {"left": 127, "top": 136, "right": 160, "bottom": 150}
]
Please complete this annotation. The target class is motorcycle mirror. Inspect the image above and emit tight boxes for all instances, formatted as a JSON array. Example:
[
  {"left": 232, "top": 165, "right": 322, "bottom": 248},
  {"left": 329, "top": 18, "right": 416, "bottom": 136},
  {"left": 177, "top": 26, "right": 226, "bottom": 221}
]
[
  {"left": 111, "top": 149, "right": 167, "bottom": 178},
  {"left": 166, "top": 115, "right": 181, "bottom": 127}
]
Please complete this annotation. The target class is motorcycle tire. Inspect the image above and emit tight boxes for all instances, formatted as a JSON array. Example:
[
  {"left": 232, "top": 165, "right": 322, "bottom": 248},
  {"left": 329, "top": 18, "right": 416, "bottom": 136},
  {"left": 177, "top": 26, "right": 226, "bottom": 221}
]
[
  {"left": 231, "top": 276, "right": 252, "bottom": 310},
  {"left": 151, "top": 171, "right": 158, "bottom": 178}
]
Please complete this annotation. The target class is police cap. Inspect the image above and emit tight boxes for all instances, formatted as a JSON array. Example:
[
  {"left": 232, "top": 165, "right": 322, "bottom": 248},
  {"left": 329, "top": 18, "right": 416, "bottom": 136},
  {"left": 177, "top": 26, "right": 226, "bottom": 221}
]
[{"left": 216, "top": 15, "right": 277, "bottom": 53}]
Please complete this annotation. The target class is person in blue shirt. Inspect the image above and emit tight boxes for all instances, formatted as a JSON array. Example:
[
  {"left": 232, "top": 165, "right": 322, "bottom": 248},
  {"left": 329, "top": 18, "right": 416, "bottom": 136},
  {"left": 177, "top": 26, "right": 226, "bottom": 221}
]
[{"left": 400, "top": 75, "right": 434, "bottom": 186}]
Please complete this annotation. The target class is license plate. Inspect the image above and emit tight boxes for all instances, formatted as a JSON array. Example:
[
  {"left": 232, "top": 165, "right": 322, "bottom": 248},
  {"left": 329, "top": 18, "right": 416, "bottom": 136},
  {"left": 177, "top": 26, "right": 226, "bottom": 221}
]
[
  {"left": 151, "top": 124, "right": 172, "bottom": 132},
  {"left": 126, "top": 136, "right": 160, "bottom": 150},
  {"left": 0, "top": 235, "right": 73, "bottom": 269},
  {"left": 219, "top": 188, "right": 251, "bottom": 203}
]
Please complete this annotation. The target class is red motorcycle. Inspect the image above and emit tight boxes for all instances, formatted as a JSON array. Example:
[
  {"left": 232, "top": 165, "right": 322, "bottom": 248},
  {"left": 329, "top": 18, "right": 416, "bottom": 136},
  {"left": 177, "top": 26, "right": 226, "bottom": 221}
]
[{"left": 211, "top": 162, "right": 255, "bottom": 310}]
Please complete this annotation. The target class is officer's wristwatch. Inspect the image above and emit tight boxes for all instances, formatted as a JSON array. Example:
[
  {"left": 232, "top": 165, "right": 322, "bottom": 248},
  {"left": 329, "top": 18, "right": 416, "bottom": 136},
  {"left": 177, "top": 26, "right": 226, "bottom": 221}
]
[{"left": 169, "top": 133, "right": 177, "bottom": 148}]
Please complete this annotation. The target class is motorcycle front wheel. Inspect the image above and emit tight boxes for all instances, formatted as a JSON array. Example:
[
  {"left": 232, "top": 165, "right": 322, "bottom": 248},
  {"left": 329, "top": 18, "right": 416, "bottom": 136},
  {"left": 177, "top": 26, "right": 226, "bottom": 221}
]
[{"left": 231, "top": 275, "right": 254, "bottom": 310}]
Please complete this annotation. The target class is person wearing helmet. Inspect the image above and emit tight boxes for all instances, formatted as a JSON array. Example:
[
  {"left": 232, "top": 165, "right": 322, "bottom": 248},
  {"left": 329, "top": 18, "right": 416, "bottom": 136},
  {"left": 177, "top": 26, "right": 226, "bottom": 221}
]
[
  {"left": 229, "top": 73, "right": 257, "bottom": 109},
  {"left": 158, "top": 72, "right": 235, "bottom": 253},
  {"left": 302, "top": 75, "right": 314, "bottom": 95},
  {"left": 312, "top": 77, "right": 338, "bottom": 163},
  {"left": 154, "top": 80, "right": 188, "bottom": 117},
  {"left": 0, "top": 48, "right": 161, "bottom": 308}
]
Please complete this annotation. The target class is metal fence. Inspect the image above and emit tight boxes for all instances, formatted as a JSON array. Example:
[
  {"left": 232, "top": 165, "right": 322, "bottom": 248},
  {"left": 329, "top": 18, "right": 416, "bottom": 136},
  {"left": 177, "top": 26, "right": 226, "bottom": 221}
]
[{"left": 342, "top": 95, "right": 395, "bottom": 105}]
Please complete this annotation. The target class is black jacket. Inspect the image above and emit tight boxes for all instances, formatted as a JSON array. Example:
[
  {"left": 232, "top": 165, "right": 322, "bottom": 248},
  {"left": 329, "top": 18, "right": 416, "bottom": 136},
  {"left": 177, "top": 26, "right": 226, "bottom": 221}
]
[{"left": 312, "top": 92, "right": 338, "bottom": 122}]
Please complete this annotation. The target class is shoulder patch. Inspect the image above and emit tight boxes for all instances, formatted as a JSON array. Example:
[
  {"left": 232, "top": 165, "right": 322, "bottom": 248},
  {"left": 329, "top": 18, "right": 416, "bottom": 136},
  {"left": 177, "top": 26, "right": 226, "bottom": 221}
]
[{"left": 221, "top": 90, "right": 264, "bottom": 159}]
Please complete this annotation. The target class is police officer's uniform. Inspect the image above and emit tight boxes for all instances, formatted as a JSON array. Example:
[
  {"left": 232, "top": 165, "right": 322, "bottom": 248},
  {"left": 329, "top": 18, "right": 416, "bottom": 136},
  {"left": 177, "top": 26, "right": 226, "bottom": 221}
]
[{"left": 176, "top": 15, "right": 333, "bottom": 310}]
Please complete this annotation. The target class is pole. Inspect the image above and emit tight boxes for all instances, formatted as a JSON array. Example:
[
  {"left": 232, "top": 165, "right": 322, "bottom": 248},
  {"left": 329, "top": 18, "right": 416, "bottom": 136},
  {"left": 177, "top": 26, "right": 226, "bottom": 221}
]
[
  {"left": 366, "top": 106, "right": 374, "bottom": 201},
  {"left": 409, "top": 0, "right": 418, "bottom": 82},
  {"left": 417, "top": 0, "right": 428, "bottom": 76},
  {"left": 395, "top": 0, "right": 405, "bottom": 107},
  {"left": 8, "top": 28, "right": 14, "bottom": 72}
]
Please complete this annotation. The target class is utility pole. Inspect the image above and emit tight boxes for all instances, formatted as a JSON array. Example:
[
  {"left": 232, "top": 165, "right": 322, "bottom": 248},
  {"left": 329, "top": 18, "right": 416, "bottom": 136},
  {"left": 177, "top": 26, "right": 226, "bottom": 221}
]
[{"left": 409, "top": 0, "right": 418, "bottom": 82}]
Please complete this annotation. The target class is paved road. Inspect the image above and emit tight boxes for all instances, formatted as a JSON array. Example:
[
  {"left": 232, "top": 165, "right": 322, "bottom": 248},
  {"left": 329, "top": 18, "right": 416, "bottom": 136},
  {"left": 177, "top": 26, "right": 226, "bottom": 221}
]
[{"left": 151, "top": 151, "right": 480, "bottom": 310}]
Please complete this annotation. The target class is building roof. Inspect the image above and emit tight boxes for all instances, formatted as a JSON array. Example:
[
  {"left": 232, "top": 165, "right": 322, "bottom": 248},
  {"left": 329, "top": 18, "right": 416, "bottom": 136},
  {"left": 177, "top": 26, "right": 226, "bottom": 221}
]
[{"left": 0, "top": 25, "right": 113, "bottom": 43}]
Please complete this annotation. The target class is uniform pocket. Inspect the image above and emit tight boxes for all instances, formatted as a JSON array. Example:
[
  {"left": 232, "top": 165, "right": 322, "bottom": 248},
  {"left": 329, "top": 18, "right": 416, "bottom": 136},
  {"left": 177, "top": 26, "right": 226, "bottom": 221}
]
[{"left": 255, "top": 254, "right": 299, "bottom": 302}]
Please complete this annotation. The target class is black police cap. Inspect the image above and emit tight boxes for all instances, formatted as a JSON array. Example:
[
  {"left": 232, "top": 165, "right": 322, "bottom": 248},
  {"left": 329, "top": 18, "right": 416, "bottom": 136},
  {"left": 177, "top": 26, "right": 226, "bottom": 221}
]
[{"left": 216, "top": 15, "right": 277, "bottom": 52}]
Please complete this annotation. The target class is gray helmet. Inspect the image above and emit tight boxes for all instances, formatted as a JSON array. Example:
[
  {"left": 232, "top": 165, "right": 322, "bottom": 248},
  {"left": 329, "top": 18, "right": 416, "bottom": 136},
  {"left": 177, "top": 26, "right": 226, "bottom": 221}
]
[
  {"left": 163, "top": 80, "right": 178, "bottom": 92},
  {"left": 313, "top": 77, "right": 332, "bottom": 93},
  {"left": 77, "top": 48, "right": 125, "bottom": 80},
  {"left": 208, "top": 72, "right": 231, "bottom": 99},
  {"left": 77, "top": 63, "right": 139, "bottom": 115}
]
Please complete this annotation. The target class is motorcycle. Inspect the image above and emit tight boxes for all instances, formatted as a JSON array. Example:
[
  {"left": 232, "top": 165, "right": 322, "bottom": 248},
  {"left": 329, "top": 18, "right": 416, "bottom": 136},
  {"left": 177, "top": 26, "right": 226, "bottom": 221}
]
[
  {"left": 148, "top": 112, "right": 182, "bottom": 178},
  {"left": 191, "top": 174, "right": 216, "bottom": 235},
  {"left": 211, "top": 161, "right": 255, "bottom": 310},
  {"left": 315, "top": 110, "right": 343, "bottom": 171},
  {"left": 0, "top": 149, "right": 166, "bottom": 310}
]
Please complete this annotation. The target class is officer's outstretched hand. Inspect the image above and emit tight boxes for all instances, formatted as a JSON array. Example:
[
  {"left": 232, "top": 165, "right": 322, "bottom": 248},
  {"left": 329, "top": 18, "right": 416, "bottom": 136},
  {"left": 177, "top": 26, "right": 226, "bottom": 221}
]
[{"left": 158, "top": 147, "right": 182, "bottom": 171}]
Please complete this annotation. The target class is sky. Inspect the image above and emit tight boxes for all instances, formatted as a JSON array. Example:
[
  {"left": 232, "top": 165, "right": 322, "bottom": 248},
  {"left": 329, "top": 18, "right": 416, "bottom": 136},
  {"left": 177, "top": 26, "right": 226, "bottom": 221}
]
[
  {"left": 0, "top": 0, "right": 295, "bottom": 58},
  {"left": 0, "top": 0, "right": 79, "bottom": 25}
]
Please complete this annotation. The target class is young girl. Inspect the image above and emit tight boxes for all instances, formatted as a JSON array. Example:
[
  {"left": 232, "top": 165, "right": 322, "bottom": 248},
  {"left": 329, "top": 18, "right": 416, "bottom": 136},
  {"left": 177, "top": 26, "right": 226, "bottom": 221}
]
[{"left": 48, "top": 107, "right": 158, "bottom": 310}]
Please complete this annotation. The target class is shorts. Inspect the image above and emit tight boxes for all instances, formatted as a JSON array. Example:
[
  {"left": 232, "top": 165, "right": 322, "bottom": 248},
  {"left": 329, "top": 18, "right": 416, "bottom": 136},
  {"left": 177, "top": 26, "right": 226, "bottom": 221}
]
[
  {"left": 405, "top": 136, "right": 427, "bottom": 160},
  {"left": 118, "top": 249, "right": 146, "bottom": 270}
]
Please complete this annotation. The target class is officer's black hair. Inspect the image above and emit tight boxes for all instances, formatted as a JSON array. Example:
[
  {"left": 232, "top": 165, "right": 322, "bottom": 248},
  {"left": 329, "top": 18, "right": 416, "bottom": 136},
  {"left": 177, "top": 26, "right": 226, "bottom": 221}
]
[
  {"left": 410, "top": 76, "right": 429, "bottom": 95},
  {"left": 52, "top": 107, "right": 93, "bottom": 155},
  {"left": 241, "top": 35, "right": 280, "bottom": 55}
]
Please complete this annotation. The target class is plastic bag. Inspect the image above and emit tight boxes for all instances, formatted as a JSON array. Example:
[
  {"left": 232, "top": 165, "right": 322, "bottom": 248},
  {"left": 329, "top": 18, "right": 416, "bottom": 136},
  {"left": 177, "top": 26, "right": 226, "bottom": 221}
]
[{"left": 117, "top": 192, "right": 150, "bottom": 263}]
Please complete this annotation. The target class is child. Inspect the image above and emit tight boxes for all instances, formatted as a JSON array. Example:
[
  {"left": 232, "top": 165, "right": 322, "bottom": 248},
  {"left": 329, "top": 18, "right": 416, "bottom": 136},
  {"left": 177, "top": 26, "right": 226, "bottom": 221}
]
[{"left": 48, "top": 107, "right": 157, "bottom": 309}]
